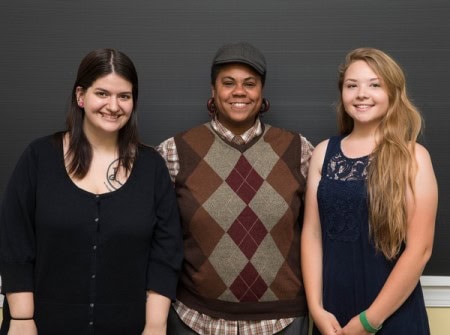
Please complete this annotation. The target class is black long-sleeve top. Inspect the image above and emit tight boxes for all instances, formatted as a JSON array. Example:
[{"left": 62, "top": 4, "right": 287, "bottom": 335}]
[{"left": 0, "top": 135, "right": 183, "bottom": 335}]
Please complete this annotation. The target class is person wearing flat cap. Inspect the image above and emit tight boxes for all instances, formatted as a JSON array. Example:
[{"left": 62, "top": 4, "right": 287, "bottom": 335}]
[{"left": 157, "top": 42, "right": 313, "bottom": 335}]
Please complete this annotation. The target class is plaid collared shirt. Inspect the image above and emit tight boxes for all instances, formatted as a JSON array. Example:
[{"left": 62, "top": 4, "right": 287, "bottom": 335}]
[
  {"left": 156, "top": 118, "right": 313, "bottom": 335},
  {"left": 173, "top": 300, "right": 295, "bottom": 335}
]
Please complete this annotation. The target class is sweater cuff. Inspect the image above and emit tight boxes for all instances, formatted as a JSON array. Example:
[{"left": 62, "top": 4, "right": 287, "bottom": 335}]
[
  {"left": 146, "top": 262, "right": 180, "bottom": 301},
  {"left": 0, "top": 262, "right": 34, "bottom": 293}
]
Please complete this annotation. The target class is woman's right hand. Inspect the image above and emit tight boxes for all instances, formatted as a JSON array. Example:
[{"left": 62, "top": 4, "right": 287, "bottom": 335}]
[
  {"left": 7, "top": 319, "right": 38, "bottom": 335},
  {"left": 313, "top": 308, "right": 343, "bottom": 335}
]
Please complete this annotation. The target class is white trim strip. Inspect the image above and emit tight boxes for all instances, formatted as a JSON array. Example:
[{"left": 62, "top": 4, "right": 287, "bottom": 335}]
[{"left": 421, "top": 276, "right": 450, "bottom": 307}]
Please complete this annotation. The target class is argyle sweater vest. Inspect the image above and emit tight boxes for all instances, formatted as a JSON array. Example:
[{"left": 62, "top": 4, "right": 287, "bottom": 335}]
[{"left": 174, "top": 123, "right": 308, "bottom": 320}]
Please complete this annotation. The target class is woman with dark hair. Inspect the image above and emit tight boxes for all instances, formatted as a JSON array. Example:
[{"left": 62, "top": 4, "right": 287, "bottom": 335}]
[
  {"left": 158, "top": 42, "right": 313, "bottom": 335},
  {"left": 0, "top": 48, "right": 183, "bottom": 335}
]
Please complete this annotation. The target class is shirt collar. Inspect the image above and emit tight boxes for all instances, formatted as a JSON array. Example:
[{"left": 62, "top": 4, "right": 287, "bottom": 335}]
[{"left": 210, "top": 117, "right": 262, "bottom": 144}]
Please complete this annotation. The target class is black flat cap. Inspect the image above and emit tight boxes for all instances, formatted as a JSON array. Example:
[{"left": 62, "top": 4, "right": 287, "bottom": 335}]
[{"left": 212, "top": 42, "right": 266, "bottom": 76}]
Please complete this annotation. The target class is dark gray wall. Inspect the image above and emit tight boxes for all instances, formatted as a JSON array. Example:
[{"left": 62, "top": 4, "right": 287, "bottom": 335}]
[{"left": 1, "top": 0, "right": 449, "bottom": 275}]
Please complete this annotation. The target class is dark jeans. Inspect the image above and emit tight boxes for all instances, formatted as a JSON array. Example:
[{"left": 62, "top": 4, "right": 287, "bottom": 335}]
[{"left": 167, "top": 306, "right": 309, "bottom": 335}]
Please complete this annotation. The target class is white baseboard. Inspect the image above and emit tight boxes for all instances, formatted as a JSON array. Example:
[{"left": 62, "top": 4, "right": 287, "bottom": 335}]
[{"left": 421, "top": 276, "right": 450, "bottom": 307}]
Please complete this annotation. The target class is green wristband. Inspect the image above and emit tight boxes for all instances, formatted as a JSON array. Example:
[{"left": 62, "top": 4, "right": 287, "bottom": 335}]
[{"left": 359, "top": 310, "right": 382, "bottom": 333}]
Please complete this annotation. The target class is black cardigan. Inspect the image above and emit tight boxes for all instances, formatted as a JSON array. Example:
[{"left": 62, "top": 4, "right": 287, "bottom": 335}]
[{"left": 0, "top": 135, "right": 183, "bottom": 335}]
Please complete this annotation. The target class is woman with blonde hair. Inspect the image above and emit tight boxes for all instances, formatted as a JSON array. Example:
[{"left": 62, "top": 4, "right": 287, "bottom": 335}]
[{"left": 301, "top": 47, "right": 438, "bottom": 334}]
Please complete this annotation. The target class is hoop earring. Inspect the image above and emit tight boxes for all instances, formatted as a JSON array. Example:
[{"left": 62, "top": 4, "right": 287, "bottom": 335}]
[
  {"left": 260, "top": 98, "right": 270, "bottom": 115},
  {"left": 207, "top": 98, "right": 216, "bottom": 117}
]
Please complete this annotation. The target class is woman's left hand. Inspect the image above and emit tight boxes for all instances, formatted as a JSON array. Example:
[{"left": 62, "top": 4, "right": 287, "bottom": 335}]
[{"left": 342, "top": 315, "right": 370, "bottom": 335}]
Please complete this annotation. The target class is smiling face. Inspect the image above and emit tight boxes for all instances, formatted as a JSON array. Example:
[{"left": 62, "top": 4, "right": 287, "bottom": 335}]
[
  {"left": 76, "top": 72, "right": 134, "bottom": 138},
  {"left": 212, "top": 63, "right": 263, "bottom": 135},
  {"left": 342, "top": 60, "right": 390, "bottom": 130}
]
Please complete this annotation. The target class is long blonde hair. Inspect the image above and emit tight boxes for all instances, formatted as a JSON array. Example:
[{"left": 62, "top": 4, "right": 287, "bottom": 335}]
[{"left": 337, "top": 48, "right": 422, "bottom": 259}]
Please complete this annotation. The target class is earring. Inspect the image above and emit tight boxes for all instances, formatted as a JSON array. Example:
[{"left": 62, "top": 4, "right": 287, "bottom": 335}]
[
  {"left": 260, "top": 98, "right": 270, "bottom": 115},
  {"left": 207, "top": 98, "right": 216, "bottom": 117},
  {"left": 78, "top": 100, "right": 84, "bottom": 108}
]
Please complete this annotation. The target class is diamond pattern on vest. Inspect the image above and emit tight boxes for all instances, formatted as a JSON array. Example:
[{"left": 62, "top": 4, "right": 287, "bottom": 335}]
[
  {"left": 270, "top": 261, "right": 302, "bottom": 299},
  {"left": 250, "top": 235, "right": 285, "bottom": 287},
  {"left": 203, "top": 183, "right": 246, "bottom": 231},
  {"left": 226, "top": 156, "right": 264, "bottom": 204},
  {"left": 229, "top": 262, "right": 268, "bottom": 301},
  {"left": 209, "top": 234, "right": 248, "bottom": 287},
  {"left": 190, "top": 206, "right": 225, "bottom": 257},
  {"left": 263, "top": 126, "right": 295, "bottom": 159},
  {"left": 260, "top": 287, "right": 277, "bottom": 301},
  {"left": 228, "top": 206, "right": 268, "bottom": 259},
  {"left": 248, "top": 182, "right": 288, "bottom": 230},
  {"left": 270, "top": 210, "right": 296, "bottom": 258},
  {"left": 267, "top": 159, "right": 300, "bottom": 203},
  {"left": 204, "top": 140, "right": 241, "bottom": 179},
  {"left": 194, "top": 259, "right": 228, "bottom": 298},
  {"left": 181, "top": 124, "right": 215, "bottom": 157},
  {"left": 175, "top": 124, "right": 305, "bottom": 306},
  {"left": 219, "top": 288, "right": 239, "bottom": 302},
  {"left": 243, "top": 140, "right": 280, "bottom": 179},
  {"left": 185, "top": 160, "right": 223, "bottom": 205},
  {"left": 205, "top": 143, "right": 290, "bottom": 301}
]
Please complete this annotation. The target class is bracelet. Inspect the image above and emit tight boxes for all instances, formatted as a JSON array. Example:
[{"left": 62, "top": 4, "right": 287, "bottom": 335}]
[
  {"left": 359, "top": 310, "right": 382, "bottom": 333},
  {"left": 11, "top": 317, "right": 34, "bottom": 321}
]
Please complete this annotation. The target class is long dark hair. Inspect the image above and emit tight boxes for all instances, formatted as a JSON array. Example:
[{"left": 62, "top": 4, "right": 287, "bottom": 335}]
[{"left": 65, "top": 48, "right": 139, "bottom": 178}]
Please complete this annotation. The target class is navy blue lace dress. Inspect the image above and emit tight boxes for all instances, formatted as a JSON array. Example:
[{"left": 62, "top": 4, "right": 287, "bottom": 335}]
[{"left": 312, "top": 136, "right": 429, "bottom": 334}]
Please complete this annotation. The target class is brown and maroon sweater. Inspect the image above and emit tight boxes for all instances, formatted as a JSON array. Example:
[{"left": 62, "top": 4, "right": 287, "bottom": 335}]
[{"left": 173, "top": 123, "right": 308, "bottom": 321}]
